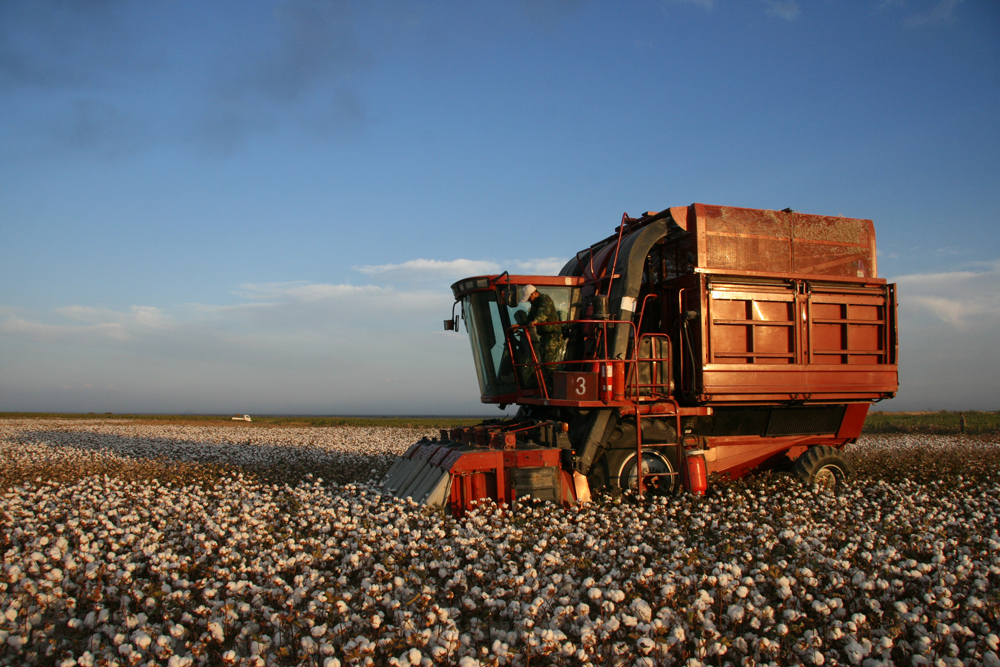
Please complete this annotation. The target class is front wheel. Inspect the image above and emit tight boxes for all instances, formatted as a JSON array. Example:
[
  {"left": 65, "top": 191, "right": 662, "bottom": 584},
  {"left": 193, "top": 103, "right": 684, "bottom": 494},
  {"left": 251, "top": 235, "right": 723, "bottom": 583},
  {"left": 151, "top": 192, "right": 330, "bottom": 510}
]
[
  {"left": 792, "top": 445, "right": 853, "bottom": 493},
  {"left": 618, "top": 451, "right": 677, "bottom": 495}
]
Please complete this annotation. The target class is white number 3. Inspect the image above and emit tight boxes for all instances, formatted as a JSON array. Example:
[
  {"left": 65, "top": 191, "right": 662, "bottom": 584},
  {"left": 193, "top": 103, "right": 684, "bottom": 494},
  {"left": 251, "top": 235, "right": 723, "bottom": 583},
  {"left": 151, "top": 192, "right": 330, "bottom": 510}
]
[{"left": 574, "top": 376, "right": 587, "bottom": 396}]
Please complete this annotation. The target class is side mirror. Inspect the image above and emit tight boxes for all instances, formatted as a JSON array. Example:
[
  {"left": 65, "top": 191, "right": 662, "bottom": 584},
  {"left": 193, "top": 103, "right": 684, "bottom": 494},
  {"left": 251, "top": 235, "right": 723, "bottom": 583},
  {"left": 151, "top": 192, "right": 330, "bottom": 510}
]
[
  {"left": 444, "top": 302, "right": 461, "bottom": 332},
  {"left": 500, "top": 287, "right": 518, "bottom": 308}
]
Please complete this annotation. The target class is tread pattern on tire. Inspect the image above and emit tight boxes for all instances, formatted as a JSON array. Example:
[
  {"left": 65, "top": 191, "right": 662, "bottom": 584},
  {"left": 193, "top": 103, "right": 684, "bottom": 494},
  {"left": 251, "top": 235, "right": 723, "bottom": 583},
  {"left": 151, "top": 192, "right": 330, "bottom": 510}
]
[{"left": 792, "top": 445, "right": 854, "bottom": 486}]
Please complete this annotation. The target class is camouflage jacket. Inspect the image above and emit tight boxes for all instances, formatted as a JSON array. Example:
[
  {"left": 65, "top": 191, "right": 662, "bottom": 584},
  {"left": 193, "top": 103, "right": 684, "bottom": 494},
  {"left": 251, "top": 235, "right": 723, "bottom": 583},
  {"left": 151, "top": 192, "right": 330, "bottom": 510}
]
[{"left": 527, "top": 293, "right": 561, "bottom": 337}]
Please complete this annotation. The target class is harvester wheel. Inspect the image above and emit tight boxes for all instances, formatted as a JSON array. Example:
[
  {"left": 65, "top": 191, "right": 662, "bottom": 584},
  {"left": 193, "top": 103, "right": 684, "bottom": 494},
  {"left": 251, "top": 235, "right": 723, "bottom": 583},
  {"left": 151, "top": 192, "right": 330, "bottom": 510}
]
[
  {"left": 792, "top": 446, "right": 853, "bottom": 493},
  {"left": 619, "top": 451, "right": 677, "bottom": 495},
  {"left": 591, "top": 417, "right": 680, "bottom": 496}
]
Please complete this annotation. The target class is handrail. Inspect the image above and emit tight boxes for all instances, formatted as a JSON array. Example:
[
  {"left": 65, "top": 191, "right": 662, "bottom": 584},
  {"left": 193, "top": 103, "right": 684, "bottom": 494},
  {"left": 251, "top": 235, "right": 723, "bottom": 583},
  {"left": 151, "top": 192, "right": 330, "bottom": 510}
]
[
  {"left": 677, "top": 288, "right": 689, "bottom": 395},
  {"left": 604, "top": 213, "right": 629, "bottom": 297},
  {"left": 633, "top": 333, "right": 672, "bottom": 400},
  {"left": 504, "top": 319, "right": 673, "bottom": 402},
  {"left": 635, "top": 293, "right": 658, "bottom": 337}
]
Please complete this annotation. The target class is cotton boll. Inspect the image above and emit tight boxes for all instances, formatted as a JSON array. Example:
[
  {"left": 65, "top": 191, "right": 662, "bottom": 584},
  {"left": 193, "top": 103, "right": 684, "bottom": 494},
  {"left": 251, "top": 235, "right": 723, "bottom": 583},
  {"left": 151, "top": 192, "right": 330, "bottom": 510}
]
[
  {"left": 727, "top": 604, "right": 745, "bottom": 622},
  {"left": 3, "top": 423, "right": 998, "bottom": 665},
  {"left": 207, "top": 621, "right": 224, "bottom": 642},
  {"left": 631, "top": 599, "right": 652, "bottom": 623}
]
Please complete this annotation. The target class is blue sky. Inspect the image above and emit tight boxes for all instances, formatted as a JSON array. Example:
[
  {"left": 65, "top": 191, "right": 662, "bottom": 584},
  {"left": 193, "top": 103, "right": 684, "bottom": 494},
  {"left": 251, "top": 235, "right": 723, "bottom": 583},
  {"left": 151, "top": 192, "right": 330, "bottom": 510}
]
[{"left": 1, "top": 0, "right": 997, "bottom": 415}]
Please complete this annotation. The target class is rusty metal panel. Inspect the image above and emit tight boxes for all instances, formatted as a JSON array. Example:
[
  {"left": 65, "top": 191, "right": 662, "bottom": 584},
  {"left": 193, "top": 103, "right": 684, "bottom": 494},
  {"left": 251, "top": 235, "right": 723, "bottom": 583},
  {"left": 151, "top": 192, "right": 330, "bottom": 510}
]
[
  {"left": 509, "top": 466, "right": 560, "bottom": 503},
  {"left": 698, "top": 365, "right": 899, "bottom": 402},
  {"left": 793, "top": 239, "right": 872, "bottom": 278},
  {"left": 703, "top": 206, "right": 792, "bottom": 273},
  {"left": 808, "top": 289, "right": 891, "bottom": 365},
  {"left": 707, "top": 281, "right": 797, "bottom": 365},
  {"left": 692, "top": 205, "right": 877, "bottom": 279},
  {"left": 695, "top": 276, "right": 897, "bottom": 402}
]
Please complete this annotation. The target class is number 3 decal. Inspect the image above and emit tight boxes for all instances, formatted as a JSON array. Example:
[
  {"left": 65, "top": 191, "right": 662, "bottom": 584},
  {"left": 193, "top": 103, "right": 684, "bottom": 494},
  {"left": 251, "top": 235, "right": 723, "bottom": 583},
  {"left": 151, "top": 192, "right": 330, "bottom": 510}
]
[{"left": 574, "top": 376, "right": 587, "bottom": 396}]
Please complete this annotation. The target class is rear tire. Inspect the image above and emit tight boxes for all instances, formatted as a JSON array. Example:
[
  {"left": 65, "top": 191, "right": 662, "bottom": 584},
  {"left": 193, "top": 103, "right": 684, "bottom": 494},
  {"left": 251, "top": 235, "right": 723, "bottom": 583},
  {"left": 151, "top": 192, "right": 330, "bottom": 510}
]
[{"left": 792, "top": 445, "right": 852, "bottom": 493}]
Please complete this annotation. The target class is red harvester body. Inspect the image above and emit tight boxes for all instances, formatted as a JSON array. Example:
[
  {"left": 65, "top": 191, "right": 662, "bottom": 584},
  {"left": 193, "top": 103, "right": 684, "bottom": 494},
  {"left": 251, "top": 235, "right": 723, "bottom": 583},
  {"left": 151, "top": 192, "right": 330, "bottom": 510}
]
[{"left": 381, "top": 204, "right": 898, "bottom": 514}]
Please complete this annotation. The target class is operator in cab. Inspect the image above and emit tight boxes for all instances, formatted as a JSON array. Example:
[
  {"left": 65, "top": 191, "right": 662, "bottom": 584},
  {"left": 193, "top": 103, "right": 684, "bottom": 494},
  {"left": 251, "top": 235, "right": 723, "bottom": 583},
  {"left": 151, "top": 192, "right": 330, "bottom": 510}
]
[{"left": 517, "top": 284, "right": 564, "bottom": 388}]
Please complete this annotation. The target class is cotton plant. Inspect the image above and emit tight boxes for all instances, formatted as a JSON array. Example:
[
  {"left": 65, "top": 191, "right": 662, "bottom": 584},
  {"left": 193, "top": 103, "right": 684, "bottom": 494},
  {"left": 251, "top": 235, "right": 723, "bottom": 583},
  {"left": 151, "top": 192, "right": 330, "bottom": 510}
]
[{"left": 0, "top": 420, "right": 998, "bottom": 666}]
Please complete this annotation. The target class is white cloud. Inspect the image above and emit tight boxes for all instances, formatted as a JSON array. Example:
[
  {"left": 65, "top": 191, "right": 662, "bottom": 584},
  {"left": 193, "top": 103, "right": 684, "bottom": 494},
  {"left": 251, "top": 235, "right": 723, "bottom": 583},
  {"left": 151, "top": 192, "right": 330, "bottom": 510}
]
[
  {"left": 4, "top": 258, "right": 999, "bottom": 413},
  {"left": 54, "top": 305, "right": 169, "bottom": 328},
  {"left": 0, "top": 316, "right": 130, "bottom": 343},
  {"left": 0, "top": 275, "right": 460, "bottom": 363},
  {"left": 882, "top": 260, "right": 1000, "bottom": 410},
  {"left": 508, "top": 257, "right": 571, "bottom": 275},
  {"left": 234, "top": 281, "right": 391, "bottom": 302},
  {"left": 131, "top": 306, "right": 169, "bottom": 327},
  {"left": 665, "top": 0, "right": 801, "bottom": 17},
  {"left": 0, "top": 275, "right": 485, "bottom": 414},
  {"left": 761, "top": 0, "right": 800, "bottom": 20},
  {"left": 666, "top": 0, "right": 715, "bottom": 9},
  {"left": 0, "top": 304, "right": 170, "bottom": 343},
  {"left": 893, "top": 261, "right": 1000, "bottom": 329},
  {"left": 905, "top": 295, "right": 974, "bottom": 328},
  {"left": 354, "top": 259, "right": 501, "bottom": 282},
  {"left": 2, "top": 251, "right": 580, "bottom": 414},
  {"left": 354, "top": 257, "right": 571, "bottom": 282},
  {"left": 4, "top": 255, "right": 578, "bottom": 355},
  {"left": 903, "top": 0, "right": 965, "bottom": 27}
]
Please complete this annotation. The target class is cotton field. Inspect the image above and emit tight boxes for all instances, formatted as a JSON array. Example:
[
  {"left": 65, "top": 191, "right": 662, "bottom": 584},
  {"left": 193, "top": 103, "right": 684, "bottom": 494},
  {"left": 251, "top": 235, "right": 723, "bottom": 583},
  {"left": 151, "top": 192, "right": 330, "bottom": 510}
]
[{"left": 1, "top": 420, "right": 998, "bottom": 667}]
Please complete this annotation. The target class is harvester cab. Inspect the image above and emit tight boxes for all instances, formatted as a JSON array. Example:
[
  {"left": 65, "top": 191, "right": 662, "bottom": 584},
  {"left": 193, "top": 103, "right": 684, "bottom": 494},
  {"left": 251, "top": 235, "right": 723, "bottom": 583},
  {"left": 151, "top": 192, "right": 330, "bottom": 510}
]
[
  {"left": 381, "top": 204, "right": 898, "bottom": 515},
  {"left": 459, "top": 277, "right": 578, "bottom": 401}
]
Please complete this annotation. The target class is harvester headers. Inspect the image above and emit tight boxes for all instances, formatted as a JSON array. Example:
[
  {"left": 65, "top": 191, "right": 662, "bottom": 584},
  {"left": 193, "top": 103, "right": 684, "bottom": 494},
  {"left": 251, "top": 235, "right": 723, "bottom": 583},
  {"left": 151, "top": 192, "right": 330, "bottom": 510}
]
[{"left": 379, "top": 422, "right": 584, "bottom": 515}]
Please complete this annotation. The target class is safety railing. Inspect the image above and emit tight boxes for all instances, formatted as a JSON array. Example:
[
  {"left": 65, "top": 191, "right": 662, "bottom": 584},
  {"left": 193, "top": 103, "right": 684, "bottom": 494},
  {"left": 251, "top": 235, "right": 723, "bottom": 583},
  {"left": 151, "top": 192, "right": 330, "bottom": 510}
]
[{"left": 504, "top": 320, "right": 673, "bottom": 403}]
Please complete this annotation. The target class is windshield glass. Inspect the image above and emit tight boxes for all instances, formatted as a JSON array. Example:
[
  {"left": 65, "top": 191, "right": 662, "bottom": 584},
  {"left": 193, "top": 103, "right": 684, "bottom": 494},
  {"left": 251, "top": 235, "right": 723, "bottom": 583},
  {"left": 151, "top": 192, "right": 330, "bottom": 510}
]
[
  {"left": 463, "top": 292, "right": 516, "bottom": 397},
  {"left": 462, "top": 286, "right": 575, "bottom": 397}
]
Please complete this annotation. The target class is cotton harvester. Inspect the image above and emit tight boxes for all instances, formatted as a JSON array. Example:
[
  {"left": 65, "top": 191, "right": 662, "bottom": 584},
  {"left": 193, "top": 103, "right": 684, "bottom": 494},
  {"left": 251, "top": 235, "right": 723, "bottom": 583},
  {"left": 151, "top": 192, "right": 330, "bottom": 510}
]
[{"left": 381, "top": 204, "right": 898, "bottom": 514}]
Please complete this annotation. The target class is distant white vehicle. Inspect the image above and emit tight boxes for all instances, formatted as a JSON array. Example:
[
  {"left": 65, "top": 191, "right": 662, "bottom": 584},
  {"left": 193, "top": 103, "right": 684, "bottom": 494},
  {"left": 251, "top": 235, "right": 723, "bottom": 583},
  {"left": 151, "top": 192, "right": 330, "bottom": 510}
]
[{"left": 231, "top": 415, "right": 252, "bottom": 422}]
